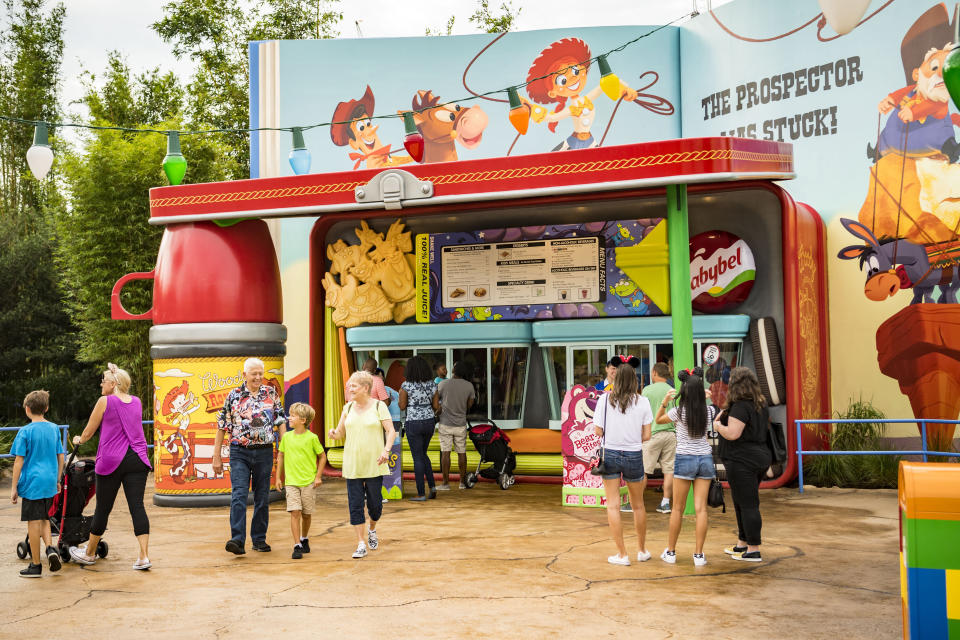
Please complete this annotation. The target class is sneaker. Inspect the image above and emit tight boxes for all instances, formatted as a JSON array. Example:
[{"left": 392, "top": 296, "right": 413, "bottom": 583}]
[
  {"left": 436, "top": 483, "right": 451, "bottom": 491},
  {"left": 409, "top": 495, "right": 428, "bottom": 502},
  {"left": 292, "top": 545, "right": 303, "bottom": 560},
  {"left": 46, "top": 546, "right": 62, "bottom": 572},
  {"left": 382, "top": 497, "right": 389, "bottom": 504},
  {"left": 693, "top": 553, "right": 707, "bottom": 567},
  {"left": 732, "top": 551, "right": 762, "bottom": 563},
  {"left": 607, "top": 554, "right": 631, "bottom": 566},
  {"left": 428, "top": 488, "right": 437, "bottom": 499},
  {"left": 656, "top": 501, "right": 671, "bottom": 514},
  {"left": 660, "top": 549, "right": 677, "bottom": 564},
  {"left": 252, "top": 541, "right": 271, "bottom": 553},
  {"left": 723, "top": 545, "right": 748, "bottom": 555},
  {"left": 620, "top": 502, "right": 633, "bottom": 513},
  {"left": 352, "top": 542, "right": 367, "bottom": 559},
  {"left": 637, "top": 550, "right": 652, "bottom": 562},
  {"left": 300, "top": 538, "right": 310, "bottom": 553},
  {"left": 132, "top": 558, "right": 152, "bottom": 570},
  {"left": 225, "top": 539, "right": 245, "bottom": 555},
  {"left": 367, "top": 529, "right": 379, "bottom": 550},
  {"left": 69, "top": 545, "right": 96, "bottom": 566},
  {"left": 19, "top": 563, "right": 41, "bottom": 578}
]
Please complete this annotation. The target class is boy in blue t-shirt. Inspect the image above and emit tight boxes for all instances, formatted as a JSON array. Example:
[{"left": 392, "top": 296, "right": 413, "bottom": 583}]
[{"left": 10, "top": 390, "right": 64, "bottom": 578}]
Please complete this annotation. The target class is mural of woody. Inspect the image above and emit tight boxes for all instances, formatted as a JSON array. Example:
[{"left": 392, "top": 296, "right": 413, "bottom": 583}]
[{"left": 330, "top": 85, "right": 413, "bottom": 170}]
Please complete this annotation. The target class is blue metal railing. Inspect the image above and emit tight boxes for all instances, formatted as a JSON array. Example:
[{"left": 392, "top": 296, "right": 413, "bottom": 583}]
[
  {"left": 0, "top": 424, "right": 70, "bottom": 459},
  {"left": 795, "top": 419, "right": 960, "bottom": 493}
]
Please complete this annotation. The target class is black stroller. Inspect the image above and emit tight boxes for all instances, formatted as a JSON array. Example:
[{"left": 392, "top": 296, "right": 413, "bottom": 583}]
[
  {"left": 462, "top": 418, "right": 516, "bottom": 490},
  {"left": 16, "top": 443, "right": 108, "bottom": 563}
]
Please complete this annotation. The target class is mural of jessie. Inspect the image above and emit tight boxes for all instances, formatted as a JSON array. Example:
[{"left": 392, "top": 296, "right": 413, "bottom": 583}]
[
  {"left": 330, "top": 85, "right": 413, "bottom": 170},
  {"left": 524, "top": 38, "right": 638, "bottom": 151},
  {"left": 160, "top": 381, "right": 200, "bottom": 483}
]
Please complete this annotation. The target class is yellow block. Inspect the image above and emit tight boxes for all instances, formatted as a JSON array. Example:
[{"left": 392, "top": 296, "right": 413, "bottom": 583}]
[
  {"left": 947, "top": 569, "right": 960, "bottom": 620},
  {"left": 614, "top": 220, "right": 671, "bottom": 313}
]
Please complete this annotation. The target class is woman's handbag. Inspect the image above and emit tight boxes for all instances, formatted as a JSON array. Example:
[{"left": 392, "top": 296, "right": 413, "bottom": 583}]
[
  {"left": 708, "top": 462, "right": 726, "bottom": 512},
  {"left": 589, "top": 396, "right": 608, "bottom": 476},
  {"left": 766, "top": 420, "right": 787, "bottom": 463}
]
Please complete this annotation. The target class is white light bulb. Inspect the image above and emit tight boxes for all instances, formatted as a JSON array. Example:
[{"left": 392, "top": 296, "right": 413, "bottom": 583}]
[
  {"left": 817, "top": 0, "right": 871, "bottom": 36},
  {"left": 26, "top": 143, "right": 54, "bottom": 180}
]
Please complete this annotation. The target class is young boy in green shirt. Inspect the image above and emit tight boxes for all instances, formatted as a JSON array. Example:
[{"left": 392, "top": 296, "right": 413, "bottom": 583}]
[{"left": 277, "top": 403, "right": 326, "bottom": 559}]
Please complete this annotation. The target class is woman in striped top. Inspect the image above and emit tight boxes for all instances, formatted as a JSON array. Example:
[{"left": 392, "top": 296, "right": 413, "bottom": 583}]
[{"left": 654, "top": 367, "right": 716, "bottom": 566}]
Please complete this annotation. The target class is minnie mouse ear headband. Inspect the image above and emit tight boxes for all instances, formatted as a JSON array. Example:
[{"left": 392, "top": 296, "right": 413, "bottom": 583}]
[
  {"left": 608, "top": 354, "right": 641, "bottom": 369},
  {"left": 677, "top": 366, "right": 704, "bottom": 382}
]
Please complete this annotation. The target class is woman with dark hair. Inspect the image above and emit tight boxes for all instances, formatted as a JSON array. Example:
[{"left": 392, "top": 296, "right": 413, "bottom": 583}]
[
  {"left": 655, "top": 367, "right": 716, "bottom": 566},
  {"left": 399, "top": 356, "right": 439, "bottom": 501},
  {"left": 593, "top": 363, "right": 653, "bottom": 566},
  {"left": 714, "top": 367, "right": 771, "bottom": 563}
]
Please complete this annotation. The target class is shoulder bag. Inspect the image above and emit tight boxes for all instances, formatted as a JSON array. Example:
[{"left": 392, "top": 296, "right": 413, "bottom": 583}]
[
  {"left": 706, "top": 405, "right": 726, "bottom": 512},
  {"left": 766, "top": 419, "right": 787, "bottom": 464},
  {"left": 589, "top": 395, "right": 609, "bottom": 476}
]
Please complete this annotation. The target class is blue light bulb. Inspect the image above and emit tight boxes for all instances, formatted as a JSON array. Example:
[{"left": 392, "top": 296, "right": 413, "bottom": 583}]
[
  {"left": 288, "top": 127, "right": 311, "bottom": 175},
  {"left": 289, "top": 147, "right": 311, "bottom": 175}
]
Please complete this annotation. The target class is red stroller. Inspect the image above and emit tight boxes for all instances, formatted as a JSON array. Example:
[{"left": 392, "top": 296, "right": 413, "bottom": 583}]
[
  {"left": 463, "top": 418, "right": 516, "bottom": 490},
  {"left": 16, "top": 443, "right": 108, "bottom": 563}
]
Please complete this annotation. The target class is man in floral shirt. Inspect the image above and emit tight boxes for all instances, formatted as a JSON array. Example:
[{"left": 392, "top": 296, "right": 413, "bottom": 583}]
[{"left": 213, "top": 358, "right": 287, "bottom": 555}]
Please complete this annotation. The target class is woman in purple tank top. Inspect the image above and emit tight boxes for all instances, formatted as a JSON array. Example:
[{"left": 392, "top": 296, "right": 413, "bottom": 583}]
[{"left": 70, "top": 363, "right": 152, "bottom": 569}]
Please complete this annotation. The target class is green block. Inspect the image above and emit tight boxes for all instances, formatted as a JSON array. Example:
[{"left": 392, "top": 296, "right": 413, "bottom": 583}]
[
  {"left": 949, "top": 617, "right": 960, "bottom": 640},
  {"left": 904, "top": 517, "right": 960, "bottom": 570}
]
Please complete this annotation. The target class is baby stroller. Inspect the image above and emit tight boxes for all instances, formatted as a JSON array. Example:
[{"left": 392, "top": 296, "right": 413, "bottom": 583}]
[
  {"left": 15, "top": 443, "right": 108, "bottom": 563},
  {"left": 463, "top": 418, "right": 516, "bottom": 490}
]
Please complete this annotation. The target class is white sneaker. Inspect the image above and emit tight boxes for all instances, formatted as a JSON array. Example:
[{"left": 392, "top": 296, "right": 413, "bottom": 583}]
[
  {"left": 352, "top": 542, "right": 367, "bottom": 559},
  {"left": 69, "top": 545, "right": 96, "bottom": 566},
  {"left": 436, "top": 483, "right": 451, "bottom": 491},
  {"left": 636, "top": 549, "right": 652, "bottom": 562},
  {"left": 132, "top": 557, "right": 152, "bottom": 570},
  {"left": 607, "top": 554, "right": 630, "bottom": 566},
  {"left": 660, "top": 548, "right": 676, "bottom": 564},
  {"left": 367, "top": 529, "right": 379, "bottom": 550},
  {"left": 458, "top": 482, "right": 466, "bottom": 489},
  {"left": 693, "top": 553, "right": 707, "bottom": 567},
  {"left": 382, "top": 497, "right": 389, "bottom": 504}
]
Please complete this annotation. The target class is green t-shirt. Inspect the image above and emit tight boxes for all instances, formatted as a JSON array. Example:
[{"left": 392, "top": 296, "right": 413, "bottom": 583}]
[
  {"left": 642, "top": 381, "right": 675, "bottom": 434},
  {"left": 279, "top": 429, "right": 325, "bottom": 486},
  {"left": 342, "top": 400, "right": 392, "bottom": 479}
]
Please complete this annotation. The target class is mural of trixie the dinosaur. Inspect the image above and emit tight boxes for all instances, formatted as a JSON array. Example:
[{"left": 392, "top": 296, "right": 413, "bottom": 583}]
[
  {"left": 837, "top": 218, "right": 960, "bottom": 304},
  {"left": 401, "top": 90, "right": 488, "bottom": 163}
]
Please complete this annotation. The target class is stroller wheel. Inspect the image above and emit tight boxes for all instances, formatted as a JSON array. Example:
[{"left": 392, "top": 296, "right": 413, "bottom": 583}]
[
  {"left": 96, "top": 540, "right": 109, "bottom": 558},
  {"left": 464, "top": 472, "right": 478, "bottom": 489},
  {"left": 498, "top": 473, "right": 511, "bottom": 490},
  {"left": 16, "top": 541, "right": 28, "bottom": 560}
]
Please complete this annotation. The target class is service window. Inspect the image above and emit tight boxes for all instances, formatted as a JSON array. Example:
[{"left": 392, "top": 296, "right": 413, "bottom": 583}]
[
  {"left": 697, "top": 341, "right": 742, "bottom": 408},
  {"left": 417, "top": 349, "right": 448, "bottom": 381},
  {"left": 379, "top": 349, "right": 413, "bottom": 381},
  {"left": 452, "top": 347, "right": 488, "bottom": 422},
  {"left": 491, "top": 347, "right": 528, "bottom": 421},
  {"left": 571, "top": 346, "right": 608, "bottom": 390},
  {"left": 615, "top": 343, "right": 652, "bottom": 388}
]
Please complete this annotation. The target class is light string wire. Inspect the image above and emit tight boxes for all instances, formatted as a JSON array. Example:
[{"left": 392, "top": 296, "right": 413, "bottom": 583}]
[{"left": 0, "top": 12, "right": 694, "bottom": 139}]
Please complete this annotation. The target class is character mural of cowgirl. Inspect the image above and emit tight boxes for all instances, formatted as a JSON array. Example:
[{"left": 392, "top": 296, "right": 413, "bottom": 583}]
[
  {"left": 160, "top": 381, "right": 201, "bottom": 483},
  {"left": 523, "top": 38, "right": 638, "bottom": 151}
]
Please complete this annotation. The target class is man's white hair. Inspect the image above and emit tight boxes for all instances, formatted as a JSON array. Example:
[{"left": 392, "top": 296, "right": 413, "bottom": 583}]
[{"left": 243, "top": 357, "right": 265, "bottom": 373}]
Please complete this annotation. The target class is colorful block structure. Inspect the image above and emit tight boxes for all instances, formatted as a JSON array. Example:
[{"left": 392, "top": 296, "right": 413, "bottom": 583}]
[{"left": 899, "top": 462, "right": 960, "bottom": 639}]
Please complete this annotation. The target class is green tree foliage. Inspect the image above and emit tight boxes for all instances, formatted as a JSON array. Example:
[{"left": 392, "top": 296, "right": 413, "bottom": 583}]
[
  {"left": 152, "top": 0, "right": 341, "bottom": 179},
  {"left": 426, "top": 0, "right": 520, "bottom": 36},
  {"left": 56, "top": 56, "right": 232, "bottom": 418}
]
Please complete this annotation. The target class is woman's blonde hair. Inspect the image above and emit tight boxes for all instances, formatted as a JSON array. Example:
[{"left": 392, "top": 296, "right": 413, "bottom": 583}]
[
  {"left": 608, "top": 364, "right": 639, "bottom": 413},
  {"left": 105, "top": 362, "right": 132, "bottom": 394},
  {"left": 348, "top": 370, "right": 374, "bottom": 393}
]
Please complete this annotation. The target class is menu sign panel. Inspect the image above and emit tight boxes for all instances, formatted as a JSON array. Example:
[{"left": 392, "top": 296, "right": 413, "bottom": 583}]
[{"left": 440, "top": 238, "right": 603, "bottom": 308}]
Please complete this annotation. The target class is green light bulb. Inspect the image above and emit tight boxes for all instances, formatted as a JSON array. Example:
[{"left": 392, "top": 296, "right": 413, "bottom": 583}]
[{"left": 162, "top": 131, "right": 187, "bottom": 186}]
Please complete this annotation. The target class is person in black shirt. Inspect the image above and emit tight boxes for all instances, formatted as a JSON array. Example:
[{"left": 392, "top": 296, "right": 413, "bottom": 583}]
[{"left": 713, "top": 367, "right": 772, "bottom": 563}]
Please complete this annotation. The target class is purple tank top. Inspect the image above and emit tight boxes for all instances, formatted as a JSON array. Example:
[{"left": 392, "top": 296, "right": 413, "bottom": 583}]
[{"left": 96, "top": 395, "right": 151, "bottom": 475}]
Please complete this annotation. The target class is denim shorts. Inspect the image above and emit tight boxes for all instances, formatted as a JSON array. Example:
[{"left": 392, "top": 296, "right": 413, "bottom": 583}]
[
  {"left": 674, "top": 454, "right": 716, "bottom": 480},
  {"left": 601, "top": 448, "right": 645, "bottom": 483}
]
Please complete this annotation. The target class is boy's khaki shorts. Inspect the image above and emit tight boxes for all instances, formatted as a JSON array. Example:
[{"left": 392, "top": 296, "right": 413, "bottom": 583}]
[
  {"left": 438, "top": 424, "right": 467, "bottom": 453},
  {"left": 285, "top": 485, "right": 316, "bottom": 515},
  {"left": 642, "top": 430, "right": 677, "bottom": 476}
]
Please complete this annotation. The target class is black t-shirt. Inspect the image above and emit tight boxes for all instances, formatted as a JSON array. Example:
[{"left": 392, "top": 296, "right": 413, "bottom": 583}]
[{"left": 718, "top": 400, "right": 772, "bottom": 467}]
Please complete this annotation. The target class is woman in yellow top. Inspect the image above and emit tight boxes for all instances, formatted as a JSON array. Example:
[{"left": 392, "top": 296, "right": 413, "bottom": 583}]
[{"left": 329, "top": 371, "right": 396, "bottom": 559}]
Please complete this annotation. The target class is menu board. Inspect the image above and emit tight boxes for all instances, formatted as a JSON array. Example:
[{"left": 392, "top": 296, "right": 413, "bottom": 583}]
[{"left": 440, "top": 238, "right": 603, "bottom": 308}]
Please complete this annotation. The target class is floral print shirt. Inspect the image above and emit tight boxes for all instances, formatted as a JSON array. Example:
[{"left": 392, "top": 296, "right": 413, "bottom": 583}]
[
  {"left": 217, "top": 384, "right": 287, "bottom": 447},
  {"left": 400, "top": 380, "right": 437, "bottom": 421}
]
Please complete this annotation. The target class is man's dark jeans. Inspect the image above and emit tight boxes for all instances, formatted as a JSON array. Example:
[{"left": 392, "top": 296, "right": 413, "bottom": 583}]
[{"left": 229, "top": 444, "right": 273, "bottom": 545}]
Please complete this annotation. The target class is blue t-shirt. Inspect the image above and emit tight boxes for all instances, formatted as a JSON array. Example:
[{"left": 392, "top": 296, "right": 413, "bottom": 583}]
[
  {"left": 385, "top": 386, "right": 402, "bottom": 421},
  {"left": 11, "top": 421, "right": 64, "bottom": 500}
]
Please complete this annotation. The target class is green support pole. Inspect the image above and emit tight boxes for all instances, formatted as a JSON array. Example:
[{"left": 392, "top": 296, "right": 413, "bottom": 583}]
[{"left": 666, "top": 184, "right": 696, "bottom": 516}]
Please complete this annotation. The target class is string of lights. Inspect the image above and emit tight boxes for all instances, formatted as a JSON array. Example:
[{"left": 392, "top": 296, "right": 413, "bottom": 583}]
[{"left": 6, "top": 11, "right": 695, "bottom": 183}]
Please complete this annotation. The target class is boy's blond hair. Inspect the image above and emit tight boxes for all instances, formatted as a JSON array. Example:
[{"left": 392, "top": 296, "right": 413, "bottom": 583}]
[
  {"left": 288, "top": 402, "right": 316, "bottom": 426},
  {"left": 23, "top": 390, "right": 49, "bottom": 415}
]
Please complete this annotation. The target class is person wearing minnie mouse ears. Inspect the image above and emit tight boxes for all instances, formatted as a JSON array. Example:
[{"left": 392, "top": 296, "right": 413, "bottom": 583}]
[{"left": 594, "top": 355, "right": 640, "bottom": 393}]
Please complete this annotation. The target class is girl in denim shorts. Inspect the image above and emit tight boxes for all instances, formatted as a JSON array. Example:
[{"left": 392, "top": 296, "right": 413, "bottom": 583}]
[
  {"left": 592, "top": 360, "right": 653, "bottom": 566},
  {"left": 654, "top": 367, "right": 716, "bottom": 566}
]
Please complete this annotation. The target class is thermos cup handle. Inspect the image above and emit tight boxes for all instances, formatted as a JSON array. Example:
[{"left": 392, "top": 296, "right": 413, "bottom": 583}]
[{"left": 111, "top": 270, "right": 155, "bottom": 320}]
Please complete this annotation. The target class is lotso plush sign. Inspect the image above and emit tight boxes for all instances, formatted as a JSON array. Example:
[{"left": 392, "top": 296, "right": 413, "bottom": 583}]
[{"left": 689, "top": 230, "right": 756, "bottom": 313}]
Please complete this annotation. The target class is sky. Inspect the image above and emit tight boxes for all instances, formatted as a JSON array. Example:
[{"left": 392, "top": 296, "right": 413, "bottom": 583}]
[{"left": 59, "top": 0, "right": 724, "bottom": 119}]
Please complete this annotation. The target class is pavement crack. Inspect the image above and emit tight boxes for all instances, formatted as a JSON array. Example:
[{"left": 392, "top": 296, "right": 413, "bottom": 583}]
[{"left": 2, "top": 589, "right": 132, "bottom": 625}]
